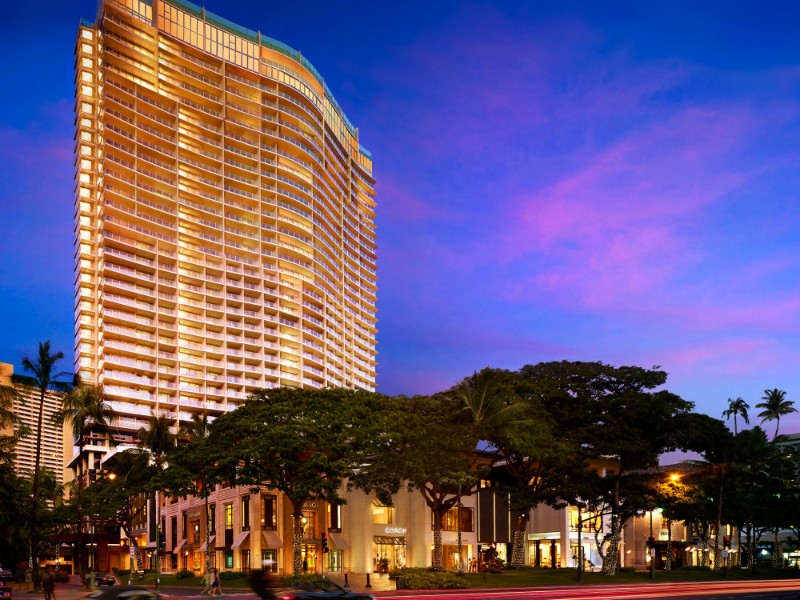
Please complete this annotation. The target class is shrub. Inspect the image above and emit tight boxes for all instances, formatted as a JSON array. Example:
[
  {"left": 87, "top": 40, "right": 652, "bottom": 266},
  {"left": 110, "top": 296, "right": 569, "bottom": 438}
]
[
  {"left": 218, "top": 570, "right": 246, "bottom": 581},
  {"left": 391, "top": 568, "right": 469, "bottom": 590},
  {"left": 278, "top": 573, "right": 319, "bottom": 588},
  {"left": 175, "top": 570, "right": 194, "bottom": 580}
]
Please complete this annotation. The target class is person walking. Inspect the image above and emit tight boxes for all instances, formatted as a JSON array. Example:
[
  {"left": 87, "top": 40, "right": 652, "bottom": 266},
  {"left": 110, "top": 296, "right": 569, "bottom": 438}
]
[
  {"left": 209, "top": 569, "right": 223, "bottom": 596},
  {"left": 41, "top": 566, "right": 55, "bottom": 600},
  {"left": 200, "top": 568, "right": 213, "bottom": 595}
]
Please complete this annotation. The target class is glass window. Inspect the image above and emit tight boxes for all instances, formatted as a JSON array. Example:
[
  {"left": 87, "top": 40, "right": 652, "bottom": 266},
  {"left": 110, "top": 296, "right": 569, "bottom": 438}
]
[
  {"left": 261, "top": 495, "right": 277, "bottom": 530},
  {"left": 436, "top": 507, "right": 473, "bottom": 532},
  {"left": 371, "top": 499, "right": 393, "bottom": 525},
  {"left": 328, "top": 502, "right": 341, "bottom": 531},
  {"left": 225, "top": 503, "right": 233, "bottom": 530},
  {"left": 261, "top": 550, "right": 278, "bottom": 572},
  {"left": 242, "top": 495, "right": 250, "bottom": 530}
]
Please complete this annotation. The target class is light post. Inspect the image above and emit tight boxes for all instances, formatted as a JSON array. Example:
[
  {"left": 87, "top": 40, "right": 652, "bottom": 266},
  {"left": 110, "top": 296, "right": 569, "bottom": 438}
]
[
  {"left": 576, "top": 506, "right": 584, "bottom": 584},
  {"left": 88, "top": 468, "right": 116, "bottom": 588},
  {"left": 648, "top": 509, "right": 655, "bottom": 580},
  {"left": 456, "top": 484, "right": 463, "bottom": 576}
]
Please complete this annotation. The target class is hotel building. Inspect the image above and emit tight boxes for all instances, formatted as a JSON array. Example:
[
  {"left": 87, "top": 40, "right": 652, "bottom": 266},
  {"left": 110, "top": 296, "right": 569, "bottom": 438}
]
[
  {"left": 74, "top": 0, "right": 376, "bottom": 439},
  {"left": 0, "top": 363, "right": 68, "bottom": 487},
  {"left": 73, "top": 0, "right": 376, "bottom": 574}
]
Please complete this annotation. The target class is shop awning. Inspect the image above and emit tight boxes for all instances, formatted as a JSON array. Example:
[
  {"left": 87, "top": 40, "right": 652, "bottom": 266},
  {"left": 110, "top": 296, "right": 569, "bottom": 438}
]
[
  {"left": 262, "top": 530, "right": 283, "bottom": 549},
  {"left": 329, "top": 532, "right": 348, "bottom": 549},
  {"left": 173, "top": 539, "right": 186, "bottom": 553},
  {"left": 373, "top": 536, "right": 406, "bottom": 545},
  {"left": 198, "top": 535, "right": 215, "bottom": 552},
  {"left": 231, "top": 530, "right": 250, "bottom": 550}
]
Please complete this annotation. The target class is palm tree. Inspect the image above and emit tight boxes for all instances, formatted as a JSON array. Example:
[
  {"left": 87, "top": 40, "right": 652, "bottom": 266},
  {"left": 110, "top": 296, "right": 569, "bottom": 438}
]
[
  {"left": 138, "top": 413, "right": 176, "bottom": 591},
  {"left": 53, "top": 381, "right": 115, "bottom": 586},
  {"left": 756, "top": 389, "right": 797, "bottom": 440},
  {"left": 12, "top": 341, "right": 71, "bottom": 573},
  {"left": 722, "top": 397, "right": 750, "bottom": 435},
  {"left": 177, "top": 413, "right": 213, "bottom": 573},
  {"left": 0, "top": 382, "right": 20, "bottom": 429}
]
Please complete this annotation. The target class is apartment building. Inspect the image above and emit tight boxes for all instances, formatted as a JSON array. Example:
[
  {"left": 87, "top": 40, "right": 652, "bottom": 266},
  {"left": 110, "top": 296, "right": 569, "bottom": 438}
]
[
  {"left": 0, "top": 362, "right": 68, "bottom": 486},
  {"left": 74, "top": 0, "right": 377, "bottom": 439}
]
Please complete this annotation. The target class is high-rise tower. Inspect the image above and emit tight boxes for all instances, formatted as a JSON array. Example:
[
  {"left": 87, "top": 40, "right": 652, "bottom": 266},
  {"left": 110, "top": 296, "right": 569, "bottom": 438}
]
[{"left": 74, "top": 0, "right": 377, "bottom": 440}]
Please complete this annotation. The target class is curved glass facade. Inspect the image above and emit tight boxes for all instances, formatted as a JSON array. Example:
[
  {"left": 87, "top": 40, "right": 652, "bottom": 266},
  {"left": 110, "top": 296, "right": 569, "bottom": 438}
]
[{"left": 74, "top": 0, "right": 377, "bottom": 435}]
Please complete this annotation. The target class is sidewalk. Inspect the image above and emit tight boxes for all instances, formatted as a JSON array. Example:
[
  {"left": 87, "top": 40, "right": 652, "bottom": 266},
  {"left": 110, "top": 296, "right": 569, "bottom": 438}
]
[{"left": 29, "top": 572, "right": 398, "bottom": 600}]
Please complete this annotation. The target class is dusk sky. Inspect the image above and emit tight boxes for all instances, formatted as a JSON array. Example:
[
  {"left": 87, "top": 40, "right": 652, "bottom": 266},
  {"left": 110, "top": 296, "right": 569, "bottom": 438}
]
[{"left": 1, "top": 0, "right": 799, "bottom": 435}]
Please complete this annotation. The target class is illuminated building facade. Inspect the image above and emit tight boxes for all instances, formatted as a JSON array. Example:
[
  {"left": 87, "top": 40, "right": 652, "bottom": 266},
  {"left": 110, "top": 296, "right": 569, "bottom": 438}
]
[{"left": 74, "top": 0, "right": 377, "bottom": 441}]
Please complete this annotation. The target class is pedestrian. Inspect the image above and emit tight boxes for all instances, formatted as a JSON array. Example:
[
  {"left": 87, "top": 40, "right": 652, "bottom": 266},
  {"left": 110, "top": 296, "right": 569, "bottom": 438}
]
[
  {"left": 200, "top": 568, "right": 213, "bottom": 595},
  {"left": 302, "top": 559, "right": 308, "bottom": 574},
  {"left": 210, "top": 569, "right": 223, "bottom": 596},
  {"left": 41, "top": 566, "right": 55, "bottom": 600}
]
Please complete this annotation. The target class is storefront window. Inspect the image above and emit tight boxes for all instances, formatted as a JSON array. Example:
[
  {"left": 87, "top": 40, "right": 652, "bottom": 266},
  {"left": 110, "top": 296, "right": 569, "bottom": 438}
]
[
  {"left": 373, "top": 537, "right": 406, "bottom": 572},
  {"left": 261, "top": 550, "right": 278, "bottom": 572},
  {"left": 328, "top": 550, "right": 343, "bottom": 572},
  {"left": 224, "top": 551, "right": 233, "bottom": 569}
]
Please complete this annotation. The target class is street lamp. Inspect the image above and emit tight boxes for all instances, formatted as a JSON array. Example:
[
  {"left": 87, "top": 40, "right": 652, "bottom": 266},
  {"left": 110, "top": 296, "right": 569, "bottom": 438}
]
[
  {"left": 88, "top": 469, "right": 116, "bottom": 589},
  {"left": 648, "top": 509, "right": 655, "bottom": 580}
]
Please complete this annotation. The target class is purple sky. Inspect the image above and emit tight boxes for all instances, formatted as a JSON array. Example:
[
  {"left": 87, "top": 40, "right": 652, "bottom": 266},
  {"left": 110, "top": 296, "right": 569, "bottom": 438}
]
[{"left": 1, "top": 0, "right": 799, "bottom": 435}]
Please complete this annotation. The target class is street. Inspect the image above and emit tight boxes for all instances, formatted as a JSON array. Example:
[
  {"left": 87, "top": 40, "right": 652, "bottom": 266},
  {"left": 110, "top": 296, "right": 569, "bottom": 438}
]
[{"left": 45, "top": 579, "right": 800, "bottom": 600}]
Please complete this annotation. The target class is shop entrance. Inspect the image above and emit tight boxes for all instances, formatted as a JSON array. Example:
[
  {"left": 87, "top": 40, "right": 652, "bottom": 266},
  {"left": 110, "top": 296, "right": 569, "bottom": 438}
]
[{"left": 373, "top": 536, "right": 406, "bottom": 572}]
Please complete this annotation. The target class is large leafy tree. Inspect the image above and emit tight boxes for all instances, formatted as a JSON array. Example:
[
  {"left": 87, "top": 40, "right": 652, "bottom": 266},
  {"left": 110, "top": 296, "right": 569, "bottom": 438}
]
[
  {"left": 722, "top": 397, "right": 750, "bottom": 435},
  {"left": 94, "top": 449, "right": 155, "bottom": 577},
  {"left": 13, "top": 341, "right": 72, "bottom": 573},
  {"left": 207, "top": 387, "right": 391, "bottom": 576},
  {"left": 162, "top": 413, "right": 216, "bottom": 572},
  {"left": 458, "top": 367, "right": 579, "bottom": 570},
  {"left": 521, "top": 362, "right": 695, "bottom": 575},
  {"left": 356, "top": 393, "right": 481, "bottom": 571},
  {"left": 688, "top": 426, "right": 786, "bottom": 570},
  {"left": 756, "top": 389, "right": 797, "bottom": 440}
]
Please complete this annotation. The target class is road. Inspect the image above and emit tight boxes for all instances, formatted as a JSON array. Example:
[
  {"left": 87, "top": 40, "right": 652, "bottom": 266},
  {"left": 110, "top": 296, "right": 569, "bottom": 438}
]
[{"left": 52, "top": 579, "right": 800, "bottom": 600}]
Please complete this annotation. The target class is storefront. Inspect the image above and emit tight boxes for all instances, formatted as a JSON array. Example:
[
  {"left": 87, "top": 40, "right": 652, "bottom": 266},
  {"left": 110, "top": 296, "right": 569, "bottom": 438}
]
[
  {"left": 373, "top": 533, "right": 406, "bottom": 572},
  {"left": 527, "top": 533, "right": 560, "bottom": 568}
]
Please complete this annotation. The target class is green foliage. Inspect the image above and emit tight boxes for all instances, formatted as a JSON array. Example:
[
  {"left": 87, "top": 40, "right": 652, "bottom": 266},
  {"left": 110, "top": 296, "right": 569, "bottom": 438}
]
[
  {"left": 218, "top": 570, "right": 247, "bottom": 580},
  {"left": 278, "top": 573, "right": 320, "bottom": 587},
  {"left": 390, "top": 568, "right": 470, "bottom": 589},
  {"left": 175, "top": 570, "right": 194, "bottom": 579}
]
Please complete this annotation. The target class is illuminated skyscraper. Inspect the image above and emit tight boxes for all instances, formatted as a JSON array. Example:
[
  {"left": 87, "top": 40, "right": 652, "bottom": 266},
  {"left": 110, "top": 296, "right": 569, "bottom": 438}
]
[{"left": 74, "top": 0, "right": 377, "bottom": 442}]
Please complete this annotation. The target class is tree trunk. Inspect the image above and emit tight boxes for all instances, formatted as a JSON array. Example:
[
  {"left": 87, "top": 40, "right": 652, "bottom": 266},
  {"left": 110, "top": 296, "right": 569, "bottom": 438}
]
[
  {"left": 510, "top": 511, "right": 529, "bottom": 569},
  {"left": 601, "top": 527, "right": 621, "bottom": 576},
  {"left": 29, "top": 388, "right": 47, "bottom": 580},
  {"left": 713, "top": 482, "right": 724, "bottom": 571},
  {"left": 665, "top": 519, "right": 672, "bottom": 571},
  {"left": 432, "top": 519, "right": 444, "bottom": 571},
  {"left": 771, "top": 528, "right": 780, "bottom": 568},
  {"left": 292, "top": 511, "right": 304, "bottom": 576}
]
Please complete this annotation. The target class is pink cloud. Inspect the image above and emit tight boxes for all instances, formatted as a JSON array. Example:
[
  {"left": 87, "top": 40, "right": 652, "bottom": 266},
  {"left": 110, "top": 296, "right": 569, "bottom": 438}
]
[{"left": 494, "top": 106, "right": 756, "bottom": 308}]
